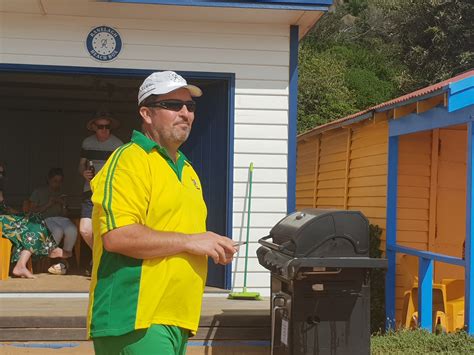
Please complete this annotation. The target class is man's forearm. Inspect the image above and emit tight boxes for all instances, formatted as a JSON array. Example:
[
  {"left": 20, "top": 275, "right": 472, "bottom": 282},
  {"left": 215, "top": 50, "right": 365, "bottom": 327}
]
[{"left": 103, "top": 224, "right": 189, "bottom": 259}]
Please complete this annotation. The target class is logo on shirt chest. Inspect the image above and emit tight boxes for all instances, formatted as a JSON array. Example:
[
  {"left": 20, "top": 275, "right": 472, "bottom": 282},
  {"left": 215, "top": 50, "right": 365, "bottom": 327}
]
[{"left": 191, "top": 178, "right": 201, "bottom": 190}]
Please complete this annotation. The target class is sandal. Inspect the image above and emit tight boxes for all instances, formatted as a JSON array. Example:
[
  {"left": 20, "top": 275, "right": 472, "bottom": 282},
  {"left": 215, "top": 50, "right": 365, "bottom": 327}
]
[{"left": 48, "top": 262, "right": 67, "bottom": 275}]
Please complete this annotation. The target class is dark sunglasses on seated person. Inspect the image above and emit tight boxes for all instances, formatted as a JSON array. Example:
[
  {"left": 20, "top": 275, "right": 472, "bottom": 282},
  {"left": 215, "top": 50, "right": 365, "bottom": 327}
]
[
  {"left": 147, "top": 100, "right": 196, "bottom": 113},
  {"left": 95, "top": 124, "right": 111, "bottom": 130}
]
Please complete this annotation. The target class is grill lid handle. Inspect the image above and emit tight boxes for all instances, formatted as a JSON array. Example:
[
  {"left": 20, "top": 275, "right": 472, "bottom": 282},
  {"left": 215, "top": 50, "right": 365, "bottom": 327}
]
[{"left": 258, "top": 235, "right": 282, "bottom": 251}]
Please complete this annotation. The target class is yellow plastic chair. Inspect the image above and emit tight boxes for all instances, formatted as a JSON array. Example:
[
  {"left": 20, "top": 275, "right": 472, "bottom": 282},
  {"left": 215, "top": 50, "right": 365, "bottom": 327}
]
[
  {"left": 402, "top": 279, "right": 467, "bottom": 332},
  {"left": 1, "top": 225, "right": 33, "bottom": 280},
  {"left": 442, "top": 279, "right": 465, "bottom": 332},
  {"left": 402, "top": 290, "right": 417, "bottom": 329},
  {"left": 0, "top": 228, "right": 12, "bottom": 280},
  {"left": 401, "top": 282, "right": 448, "bottom": 331}
]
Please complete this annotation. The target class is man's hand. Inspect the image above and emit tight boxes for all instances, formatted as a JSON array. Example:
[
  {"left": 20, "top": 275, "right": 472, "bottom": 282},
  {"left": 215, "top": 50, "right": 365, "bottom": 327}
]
[
  {"left": 185, "top": 232, "right": 238, "bottom": 265},
  {"left": 82, "top": 169, "right": 94, "bottom": 181}
]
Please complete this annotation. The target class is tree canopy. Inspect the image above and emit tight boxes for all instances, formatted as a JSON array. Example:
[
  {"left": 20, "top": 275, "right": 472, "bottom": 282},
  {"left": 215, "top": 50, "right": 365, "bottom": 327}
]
[{"left": 298, "top": 0, "right": 474, "bottom": 134}]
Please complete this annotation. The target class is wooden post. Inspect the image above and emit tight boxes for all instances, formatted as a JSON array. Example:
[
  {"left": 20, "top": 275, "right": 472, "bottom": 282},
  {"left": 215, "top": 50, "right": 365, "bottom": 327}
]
[
  {"left": 466, "top": 121, "right": 474, "bottom": 334},
  {"left": 428, "top": 129, "right": 439, "bottom": 251},
  {"left": 312, "top": 135, "right": 320, "bottom": 208},
  {"left": 418, "top": 257, "right": 434, "bottom": 330},
  {"left": 343, "top": 128, "right": 352, "bottom": 210},
  {"left": 385, "top": 135, "right": 399, "bottom": 330}
]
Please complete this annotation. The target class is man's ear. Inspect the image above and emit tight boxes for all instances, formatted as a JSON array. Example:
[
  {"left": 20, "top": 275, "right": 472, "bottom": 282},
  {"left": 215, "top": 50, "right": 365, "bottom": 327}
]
[{"left": 139, "top": 107, "right": 153, "bottom": 124}]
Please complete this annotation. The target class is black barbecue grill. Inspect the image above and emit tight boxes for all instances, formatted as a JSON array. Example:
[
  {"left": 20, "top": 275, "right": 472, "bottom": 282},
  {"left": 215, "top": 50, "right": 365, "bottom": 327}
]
[{"left": 257, "top": 209, "right": 387, "bottom": 355}]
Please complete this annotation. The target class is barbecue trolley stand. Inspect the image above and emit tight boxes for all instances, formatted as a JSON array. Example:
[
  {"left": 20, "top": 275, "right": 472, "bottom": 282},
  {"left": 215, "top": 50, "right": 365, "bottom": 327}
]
[{"left": 257, "top": 209, "right": 387, "bottom": 355}]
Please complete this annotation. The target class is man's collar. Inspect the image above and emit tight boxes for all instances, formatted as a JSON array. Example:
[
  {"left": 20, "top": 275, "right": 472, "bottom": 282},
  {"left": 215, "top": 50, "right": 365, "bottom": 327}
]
[
  {"left": 131, "top": 130, "right": 158, "bottom": 153},
  {"left": 131, "top": 130, "right": 189, "bottom": 162}
]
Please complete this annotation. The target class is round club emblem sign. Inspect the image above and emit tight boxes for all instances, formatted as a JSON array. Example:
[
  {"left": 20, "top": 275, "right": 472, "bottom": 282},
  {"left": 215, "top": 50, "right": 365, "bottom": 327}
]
[{"left": 86, "top": 26, "right": 122, "bottom": 62}]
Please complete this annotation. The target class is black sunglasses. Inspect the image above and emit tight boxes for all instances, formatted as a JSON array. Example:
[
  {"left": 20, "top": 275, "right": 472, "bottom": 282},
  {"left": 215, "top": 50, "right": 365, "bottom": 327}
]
[
  {"left": 147, "top": 100, "right": 196, "bottom": 113},
  {"left": 96, "top": 124, "right": 111, "bottom": 130}
]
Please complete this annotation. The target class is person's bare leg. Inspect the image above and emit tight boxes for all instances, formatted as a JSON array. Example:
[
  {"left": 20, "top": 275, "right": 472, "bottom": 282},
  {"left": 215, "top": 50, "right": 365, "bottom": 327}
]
[
  {"left": 12, "top": 250, "right": 35, "bottom": 279},
  {"left": 79, "top": 218, "right": 93, "bottom": 249}
]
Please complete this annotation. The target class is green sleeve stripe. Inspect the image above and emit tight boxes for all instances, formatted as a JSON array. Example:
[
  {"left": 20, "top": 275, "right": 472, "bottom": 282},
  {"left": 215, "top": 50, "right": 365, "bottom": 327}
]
[
  {"left": 101, "top": 144, "right": 124, "bottom": 231},
  {"left": 102, "top": 143, "right": 133, "bottom": 231},
  {"left": 107, "top": 144, "right": 132, "bottom": 229}
]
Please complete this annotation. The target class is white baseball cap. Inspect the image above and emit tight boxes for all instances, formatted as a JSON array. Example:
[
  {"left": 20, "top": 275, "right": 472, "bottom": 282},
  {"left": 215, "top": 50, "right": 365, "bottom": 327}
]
[{"left": 138, "top": 71, "right": 202, "bottom": 105}]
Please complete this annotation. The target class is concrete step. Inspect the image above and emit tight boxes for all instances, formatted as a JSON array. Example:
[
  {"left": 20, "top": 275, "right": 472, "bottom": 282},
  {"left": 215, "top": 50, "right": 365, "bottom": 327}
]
[
  {"left": 0, "top": 314, "right": 270, "bottom": 342},
  {"left": 0, "top": 295, "right": 271, "bottom": 342},
  {"left": 1, "top": 341, "right": 270, "bottom": 354}
]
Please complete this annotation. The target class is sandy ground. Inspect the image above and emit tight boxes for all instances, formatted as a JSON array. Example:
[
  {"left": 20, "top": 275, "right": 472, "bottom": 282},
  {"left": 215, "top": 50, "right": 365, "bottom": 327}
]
[
  {"left": 0, "top": 342, "right": 94, "bottom": 355},
  {"left": 0, "top": 342, "right": 269, "bottom": 354}
]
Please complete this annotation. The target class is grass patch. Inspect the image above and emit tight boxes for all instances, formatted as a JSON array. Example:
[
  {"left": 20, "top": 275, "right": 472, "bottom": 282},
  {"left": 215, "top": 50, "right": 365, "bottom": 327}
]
[{"left": 371, "top": 329, "right": 474, "bottom": 354}]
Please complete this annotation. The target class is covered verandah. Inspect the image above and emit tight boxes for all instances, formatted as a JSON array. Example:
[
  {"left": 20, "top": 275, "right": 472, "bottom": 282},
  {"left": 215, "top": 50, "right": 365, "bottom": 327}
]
[{"left": 385, "top": 73, "right": 474, "bottom": 333}]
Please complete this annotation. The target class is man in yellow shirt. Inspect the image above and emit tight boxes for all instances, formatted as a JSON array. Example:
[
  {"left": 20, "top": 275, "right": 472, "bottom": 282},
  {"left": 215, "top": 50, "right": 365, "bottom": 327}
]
[{"left": 87, "top": 71, "right": 237, "bottom": 354}]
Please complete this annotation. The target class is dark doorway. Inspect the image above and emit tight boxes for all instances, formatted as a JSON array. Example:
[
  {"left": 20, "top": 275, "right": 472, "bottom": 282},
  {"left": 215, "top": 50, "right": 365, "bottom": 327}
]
[
  {"left": 0, "top": 66, "right": 232, "bottom": 288},
  {"left": 182, "top": 79, "right": 230, "bottom": 288}
]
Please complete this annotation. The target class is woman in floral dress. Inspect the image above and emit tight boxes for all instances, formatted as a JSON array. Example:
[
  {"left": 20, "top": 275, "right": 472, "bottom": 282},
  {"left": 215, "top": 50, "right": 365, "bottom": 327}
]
[{"left": 0, "top": 162, "right": 64, "bottom": 278}]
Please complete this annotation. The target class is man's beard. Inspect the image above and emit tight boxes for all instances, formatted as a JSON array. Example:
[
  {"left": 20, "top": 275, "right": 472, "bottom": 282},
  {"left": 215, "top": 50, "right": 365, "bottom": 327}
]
[{"left": 168, "top": 126, "right": 191, "bottom": 145}]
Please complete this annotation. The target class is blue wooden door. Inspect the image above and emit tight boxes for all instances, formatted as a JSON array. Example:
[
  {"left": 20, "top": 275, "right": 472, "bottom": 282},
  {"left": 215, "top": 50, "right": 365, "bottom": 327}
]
[{"left": 181, "top": 80, "right": 230, "bottom": 289}]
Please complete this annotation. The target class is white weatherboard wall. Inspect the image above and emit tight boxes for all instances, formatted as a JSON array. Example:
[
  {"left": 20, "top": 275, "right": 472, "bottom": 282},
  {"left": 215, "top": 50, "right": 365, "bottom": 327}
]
[{"left": 0, "top": 4, "right": 291, "bottom": 295}]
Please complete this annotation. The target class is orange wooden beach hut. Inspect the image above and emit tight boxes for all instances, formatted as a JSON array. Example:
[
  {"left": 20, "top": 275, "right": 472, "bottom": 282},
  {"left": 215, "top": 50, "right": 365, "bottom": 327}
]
[{"left": 296, "top": 70, "right": 474, "bottom": 333}]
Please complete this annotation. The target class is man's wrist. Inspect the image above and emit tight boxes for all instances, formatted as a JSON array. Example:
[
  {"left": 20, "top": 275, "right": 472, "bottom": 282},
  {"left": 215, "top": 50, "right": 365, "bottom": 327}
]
[{"left": 180, "top": 233, "right": 192, "bottom": 252}]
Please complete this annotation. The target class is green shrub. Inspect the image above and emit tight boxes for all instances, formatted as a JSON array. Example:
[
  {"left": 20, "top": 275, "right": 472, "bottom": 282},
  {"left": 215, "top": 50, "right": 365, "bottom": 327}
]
[
  {"left": 345, "top": 68, "right": 397, "bottom": 109},
  {"left": 298, "top": 48, "right": 358, "bottom": 133},
  {"left": 297, "top": 44, "right": 402, "bottom": 134},
  {"left": 371, "top": 329, "right": 474, "bottom": 354},
  {"left": 369, "top": 224, "right": 385, "bottom": 334}
]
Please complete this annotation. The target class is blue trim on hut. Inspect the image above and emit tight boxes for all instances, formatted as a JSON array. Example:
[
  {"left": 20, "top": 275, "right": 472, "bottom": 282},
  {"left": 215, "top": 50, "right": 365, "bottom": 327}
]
[
  {"left": 225, "top": 73, "right": 236, "bottom": 290},
  {"left": 449, "top": 77, "right": 474, "bottom": 112},
  {"left": 389, "top": 106, "right": 474, "bottom": 137},
  {"left": 466, "top": 121, "right": 474, "bottom": 334},
  {"left": 108, "top": 0, "right": 332, "bottom": 11},
  {"left": 287, "top": 25, "right": 298, "bottom": 214},
  {"left": 385, "top": 136, "right": 398, "bottom": 330},
  {"left": 418, "top": 257, "right": 434, "bottom": 330}
]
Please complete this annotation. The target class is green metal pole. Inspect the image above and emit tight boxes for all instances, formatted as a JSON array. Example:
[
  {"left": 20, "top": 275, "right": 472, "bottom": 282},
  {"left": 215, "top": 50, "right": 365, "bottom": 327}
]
[{"left": 243, "top": 162, "right": 253, "bottom": 292}]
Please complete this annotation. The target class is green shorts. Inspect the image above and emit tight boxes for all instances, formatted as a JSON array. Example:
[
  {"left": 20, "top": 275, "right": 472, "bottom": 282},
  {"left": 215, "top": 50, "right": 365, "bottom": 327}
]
[{"left": 93, "top": 324, "right": 189, "bottom": 355}]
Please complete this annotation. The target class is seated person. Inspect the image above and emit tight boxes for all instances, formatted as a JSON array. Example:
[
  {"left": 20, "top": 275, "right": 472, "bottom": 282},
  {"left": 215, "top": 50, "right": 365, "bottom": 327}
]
[
  {"left": 0, "top": 161, "right": 64, "bottom": 279},
  {"left": 30, "top": 168, "right": 77, "bottom": 272}
]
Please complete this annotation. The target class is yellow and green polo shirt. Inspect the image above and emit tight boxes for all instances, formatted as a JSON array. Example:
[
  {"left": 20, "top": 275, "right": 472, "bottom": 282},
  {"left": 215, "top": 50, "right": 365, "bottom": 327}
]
[{"left": 87, "top": 130, "right": 208, "bottom": 338}]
